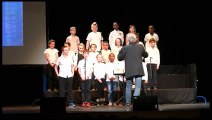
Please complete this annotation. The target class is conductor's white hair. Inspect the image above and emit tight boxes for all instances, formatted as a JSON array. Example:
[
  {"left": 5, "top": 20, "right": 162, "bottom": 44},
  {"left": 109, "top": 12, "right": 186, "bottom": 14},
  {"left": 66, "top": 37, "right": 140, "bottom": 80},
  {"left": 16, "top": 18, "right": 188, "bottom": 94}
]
[{"left": 128, "top": 34, "right": 136, "bottom": 43}]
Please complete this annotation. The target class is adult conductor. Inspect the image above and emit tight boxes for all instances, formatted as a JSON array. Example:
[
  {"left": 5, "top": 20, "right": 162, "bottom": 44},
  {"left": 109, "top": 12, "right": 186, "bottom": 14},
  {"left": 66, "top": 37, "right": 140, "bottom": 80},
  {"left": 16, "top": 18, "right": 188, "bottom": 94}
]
[{"left": 118, "top": 34, "right": 148, "bottom": 106}]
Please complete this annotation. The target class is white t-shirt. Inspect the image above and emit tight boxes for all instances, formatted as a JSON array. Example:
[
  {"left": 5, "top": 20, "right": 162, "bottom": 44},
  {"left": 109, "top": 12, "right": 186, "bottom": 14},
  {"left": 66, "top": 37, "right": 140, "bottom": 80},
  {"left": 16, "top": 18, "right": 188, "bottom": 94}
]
[
  {"left": 44, "top": 48, "right": 59, "bottom": 64},
  {"left": 145, "top": 46, "right": 160, "bottom": 67},
  {"left": 93, "top": 62, "right": 106, "bottom": 79},
  {"left": 106, "top": 61, "right": 119, "bottom": 82},
  {"left": 66, "top": 35, "right": 80, "bottom": 52},
  {"left": 86, "top": 32, "right": 103, "bottom": 51},
  {"left": 111, "top": 46, "right": 122, "bottom": 61},
  {"left": 88, "top": 51, "right": 99, "bottom": 65},
  {"left": 78, "top": 59, "right": 94, "bottom": 79},
  {"left": 144, "top": 33, "right": 159, "bottom": 48},
  {"left": 109, "top": 30, "right": 124, "bottom": 50},
  {"left": 55, "top": 55, "right": 74, "bottom": 78},
  {"left": 101, "top": 49, "right": 111, "bottom": 63}
]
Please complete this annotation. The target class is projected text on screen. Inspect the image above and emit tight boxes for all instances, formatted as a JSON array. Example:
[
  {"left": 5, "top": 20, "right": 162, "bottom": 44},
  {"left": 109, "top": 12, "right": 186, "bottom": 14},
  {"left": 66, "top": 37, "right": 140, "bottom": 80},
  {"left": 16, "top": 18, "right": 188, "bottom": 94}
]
[{"left": 2, "top": 2, "right": 23, "bottom": 46}]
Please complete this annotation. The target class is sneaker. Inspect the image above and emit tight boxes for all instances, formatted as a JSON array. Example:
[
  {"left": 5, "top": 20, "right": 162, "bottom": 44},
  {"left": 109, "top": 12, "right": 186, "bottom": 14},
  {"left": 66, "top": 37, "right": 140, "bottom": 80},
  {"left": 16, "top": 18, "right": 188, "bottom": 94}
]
[
  {"left": 82, "top": 102, "right": 86, "bottom": 107},
  {"left": 96, "top": 99, "right": 100, "bottom": 103},
  {"left": 113, "top": 103, "right": 117, "bottom": 106},
  {"left": 91, "top": 88, "right": 95, "bottom": 91},
  {"left": 125, "top": 104, "right": 132, "bottom": 111},
  {"left": 86, "top": 102, "right": 90, "bottom": 107},
  {"left": 125, "top": 103, "right": 131, "bottom": 107},
  {"left": 100, "top": 98, "right": 105, "bottom": 102},
  {"left": 108, "top": 102, "right": 112, "bottom": 106},
  {"left": 69, "top": 103, "right": 76, "bottom": 107},
  {"left": 54, "top": 89, "right": 58, "bottom": 92},
  {"left": 96, "top": 103, "right": 100, "bottom": 106}
]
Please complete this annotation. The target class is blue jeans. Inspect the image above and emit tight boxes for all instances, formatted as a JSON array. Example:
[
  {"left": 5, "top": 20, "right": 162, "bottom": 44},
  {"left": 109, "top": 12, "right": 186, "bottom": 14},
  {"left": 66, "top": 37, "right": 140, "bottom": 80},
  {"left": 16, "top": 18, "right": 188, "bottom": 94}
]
[
  {"left": 107, "top": 81, "right": 118, "bottom": 102},
  {"left": 125, "top": 76, "right": 142, "bottom": 104}
]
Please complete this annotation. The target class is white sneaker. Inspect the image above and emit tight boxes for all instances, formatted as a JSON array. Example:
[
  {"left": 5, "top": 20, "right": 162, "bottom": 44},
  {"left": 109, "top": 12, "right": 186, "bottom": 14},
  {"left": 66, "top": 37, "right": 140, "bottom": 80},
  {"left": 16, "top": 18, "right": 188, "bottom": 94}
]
[
  {"left": 100, "top": 98, "right": 105, "bottom": 102},
  {"left": 96, "top": 99, "right": 100, "bottom": 102},
  {"left": 108, "top": 102, "right": 112, "bottom": 106},
  {"left": 113, "top": 103, "right": 117, "bottom": 106}
]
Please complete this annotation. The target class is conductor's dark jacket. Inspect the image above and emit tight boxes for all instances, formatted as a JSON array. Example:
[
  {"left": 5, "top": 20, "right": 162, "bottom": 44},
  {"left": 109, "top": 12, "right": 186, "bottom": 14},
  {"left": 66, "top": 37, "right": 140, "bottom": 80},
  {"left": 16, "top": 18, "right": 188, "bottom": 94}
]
[{"left": 118, "top": 43, "right": 148, "bottom": 79}]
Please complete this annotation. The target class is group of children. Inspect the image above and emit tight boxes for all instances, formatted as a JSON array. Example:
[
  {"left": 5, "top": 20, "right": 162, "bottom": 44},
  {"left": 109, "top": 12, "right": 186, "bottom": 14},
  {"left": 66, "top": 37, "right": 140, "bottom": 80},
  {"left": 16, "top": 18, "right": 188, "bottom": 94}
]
[{"left": 44, "top": 22, "right": 160, "bottom": 107}]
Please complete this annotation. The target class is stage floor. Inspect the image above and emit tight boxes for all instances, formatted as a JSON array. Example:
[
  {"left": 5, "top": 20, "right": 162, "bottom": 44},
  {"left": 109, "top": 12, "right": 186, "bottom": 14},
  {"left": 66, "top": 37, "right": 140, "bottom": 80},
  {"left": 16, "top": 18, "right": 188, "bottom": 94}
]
[
  {"left": 1, "top": 103, "right": 211, "bottom": 119},
  {"left": 2, "top": 103, "right": 210, "bottom": 113}
]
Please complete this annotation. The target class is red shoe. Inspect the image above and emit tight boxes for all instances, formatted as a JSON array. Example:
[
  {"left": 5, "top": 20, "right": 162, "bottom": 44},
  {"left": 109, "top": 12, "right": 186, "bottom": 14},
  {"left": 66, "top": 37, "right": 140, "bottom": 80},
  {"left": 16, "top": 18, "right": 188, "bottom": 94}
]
[
  {"left": 82, "top": 102, "right": 86, "bottom": 107},
  {"left": 86, "top": 102, "right": 90, "bottom": 107}
]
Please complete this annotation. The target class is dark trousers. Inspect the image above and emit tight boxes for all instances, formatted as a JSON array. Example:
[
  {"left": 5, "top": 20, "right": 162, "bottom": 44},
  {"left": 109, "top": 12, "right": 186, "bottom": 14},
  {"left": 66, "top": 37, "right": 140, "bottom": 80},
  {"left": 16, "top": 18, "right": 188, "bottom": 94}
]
[
  {"left": 91, "top": 72, "right": 96, "bottom": 90},
  {"left": 147, "top": 63, "right": 157, "bottom": 88},
  {"left": 73, "top": 70, "right": 81, "bottom": 90},
  {"left": 44, "top": 64, "right": 57, "bottom": 90},
  {"left": 141, "top": 80, "right": 147, "bottom": 95},
  {"left": 58, "top": 76, "right": 74, "bottom": 103},
  {"left": 81, "top": 79, "right": 91, "bottom": 102},
  {"left": 95, "top": 78, "right": 106, "bottom": 99},
  {"left": 118, "top": 80, "right": 125, "bottom": 102}
]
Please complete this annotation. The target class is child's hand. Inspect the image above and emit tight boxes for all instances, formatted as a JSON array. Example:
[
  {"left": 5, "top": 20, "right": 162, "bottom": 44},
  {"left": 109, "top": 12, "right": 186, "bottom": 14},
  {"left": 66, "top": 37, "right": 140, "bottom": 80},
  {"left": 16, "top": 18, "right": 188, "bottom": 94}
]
[
  {"left": 157, "top": 66, "right": 159, "bottom": 70},
  {"left": 98, "top": 79, "right": 102, "bottom": 83},
  {"left": 81, "top": 75, "right": 85, "bottom": 81},
  {"left": 50, "top": 63, "right": 55, "bottom": 67},
  {"left": 110, "top": 77, "right": 115, "bottom": 81}
]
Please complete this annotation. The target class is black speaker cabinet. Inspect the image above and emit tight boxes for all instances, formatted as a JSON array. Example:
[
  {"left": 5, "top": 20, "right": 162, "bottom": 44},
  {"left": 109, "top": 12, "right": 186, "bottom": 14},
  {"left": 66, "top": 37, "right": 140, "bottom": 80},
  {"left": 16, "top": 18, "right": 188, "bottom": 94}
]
[
  {"left": 133, "top": 96, "right": 158, "bottom": 111},
  {"left": 40, "top": 97, "right": 66, "bottom": 113}
]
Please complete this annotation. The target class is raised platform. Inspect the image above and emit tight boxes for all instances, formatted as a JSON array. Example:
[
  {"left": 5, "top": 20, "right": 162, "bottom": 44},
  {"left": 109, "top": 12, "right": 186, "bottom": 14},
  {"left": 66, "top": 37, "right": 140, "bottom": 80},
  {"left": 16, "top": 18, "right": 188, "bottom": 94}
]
[{"left": 45, "top": 88, "right": 196, "bottom": 104}]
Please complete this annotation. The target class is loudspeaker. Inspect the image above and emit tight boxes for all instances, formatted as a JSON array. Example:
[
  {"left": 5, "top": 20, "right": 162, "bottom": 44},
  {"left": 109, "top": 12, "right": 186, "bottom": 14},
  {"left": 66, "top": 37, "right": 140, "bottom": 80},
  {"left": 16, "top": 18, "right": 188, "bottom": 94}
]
[
  {"left": 133, "top": 96, "right": 158, "bottom": 111},
  {"left": 40, "top": 97, "right": 66, "bottom": 113}
]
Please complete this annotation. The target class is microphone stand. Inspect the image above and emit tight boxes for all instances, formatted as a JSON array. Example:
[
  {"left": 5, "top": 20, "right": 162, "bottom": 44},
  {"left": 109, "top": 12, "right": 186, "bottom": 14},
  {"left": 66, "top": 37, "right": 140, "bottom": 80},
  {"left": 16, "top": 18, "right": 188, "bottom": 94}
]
[{"left": 150, "top": 57, "right": 152, "bottom": 81}]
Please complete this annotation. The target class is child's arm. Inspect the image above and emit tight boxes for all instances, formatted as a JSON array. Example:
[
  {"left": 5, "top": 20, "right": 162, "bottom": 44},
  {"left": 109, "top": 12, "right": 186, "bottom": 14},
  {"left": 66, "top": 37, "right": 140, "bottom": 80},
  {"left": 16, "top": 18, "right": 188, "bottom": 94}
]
[
  {"left": 87, "top": 67, "right": 93, "bottom": 79},
  {"left": 125, "top": 34, "right": 129, "bottom": 45},
  {"left": 44, "top": 53, "right": 51, "bottom": 64},
  {"left": 78, "top": 67, "right": 85, "bottom": 80},
  {"left": 45, "top": 53, "right": 54, "bottom": 67},
  {"left": 109, "top": 32, "right": 113, "bottom": 49},
  {"left": 53, "top": 52, "right": 59, "bottom": 64},
  {"left": 71, "top": 64, "right": 75, "bottom": 76},
  {"left": 86, "top": 41, "right": 90, "bottom": 50},
  {"left": 157, "top": 49, "right": 160, "bottom": 70},
  {"left": 77, "top": 37, "right": 80, "bottom": 45},
  {"left": 54, "top": 64, "right": 59, "bottom": 77}
]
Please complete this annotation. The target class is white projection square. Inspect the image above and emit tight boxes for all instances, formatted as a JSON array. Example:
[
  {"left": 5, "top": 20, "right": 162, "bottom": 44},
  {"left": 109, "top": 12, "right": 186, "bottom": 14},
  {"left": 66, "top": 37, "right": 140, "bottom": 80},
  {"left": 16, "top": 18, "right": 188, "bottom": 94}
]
[{"left": 2, "top": 2, "right": 47, "bottom": 65}]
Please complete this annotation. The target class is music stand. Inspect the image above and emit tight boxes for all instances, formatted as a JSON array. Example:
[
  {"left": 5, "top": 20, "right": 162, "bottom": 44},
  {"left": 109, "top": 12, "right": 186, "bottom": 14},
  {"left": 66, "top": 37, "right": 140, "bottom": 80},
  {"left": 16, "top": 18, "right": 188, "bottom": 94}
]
[{"left": 113, "top": 69, "right": 125, "bottom": 105}]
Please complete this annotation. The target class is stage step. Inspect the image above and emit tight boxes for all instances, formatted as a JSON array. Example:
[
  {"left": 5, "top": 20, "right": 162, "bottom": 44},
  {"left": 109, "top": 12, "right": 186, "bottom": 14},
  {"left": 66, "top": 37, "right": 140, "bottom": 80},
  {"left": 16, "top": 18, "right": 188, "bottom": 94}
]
[{"left": 45, "top": 88, "right": 196, "bottom": 104}]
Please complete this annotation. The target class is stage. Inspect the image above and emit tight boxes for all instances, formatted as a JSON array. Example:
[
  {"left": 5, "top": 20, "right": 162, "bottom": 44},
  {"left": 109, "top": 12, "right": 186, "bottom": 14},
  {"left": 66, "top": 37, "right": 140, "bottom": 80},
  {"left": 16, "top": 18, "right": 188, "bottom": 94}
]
[
  {"left": 1, "top": 64, "right": 209, "bottom": 119},
  {"left": 1, "top": 103, "right": 210, "bottom": 119}
]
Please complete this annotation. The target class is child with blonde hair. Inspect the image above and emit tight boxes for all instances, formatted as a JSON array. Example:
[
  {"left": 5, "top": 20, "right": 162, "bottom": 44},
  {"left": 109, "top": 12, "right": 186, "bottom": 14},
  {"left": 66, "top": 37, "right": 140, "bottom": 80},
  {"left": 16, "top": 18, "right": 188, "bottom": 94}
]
[
  {"left": 66, "top": 26, "right": 80, "bottom": 53},
  {"left": 86, "top": 22, "right": 103, "bottom": 52}
]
